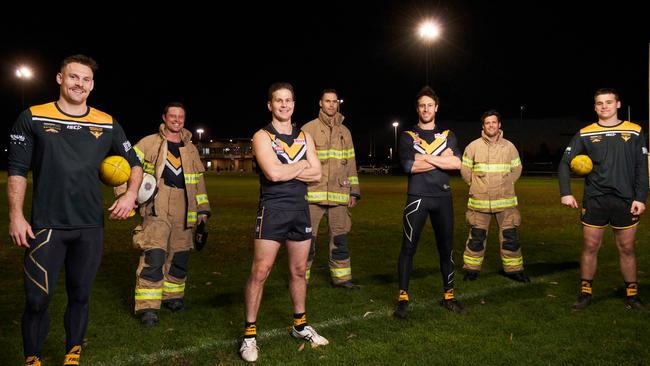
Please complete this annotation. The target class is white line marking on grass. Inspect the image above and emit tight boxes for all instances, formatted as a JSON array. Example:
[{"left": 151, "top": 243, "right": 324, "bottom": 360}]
[{"left": 92, "top": 276, "right": 552, "bottom": 366}]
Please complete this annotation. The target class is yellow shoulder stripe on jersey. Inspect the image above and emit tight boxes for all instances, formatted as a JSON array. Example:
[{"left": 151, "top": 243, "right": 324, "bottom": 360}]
[
  {"left": 30, "top": 102, "right": 113, "bottom": 125},
  {"left": 579, "top": 123, "right": 601, "bottom": 134},
  {"left": 620, "top": 121, "right": 642, "bottom": 132},
  {"left": 87, "top": 108, "right": 114, "bottom": 125},
  {"left": 580, "top": 121, "right": 641, "bottom": 134}
]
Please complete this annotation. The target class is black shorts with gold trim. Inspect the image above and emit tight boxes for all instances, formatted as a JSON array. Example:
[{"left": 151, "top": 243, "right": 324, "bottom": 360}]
[
  {"left": 255, "top": 205, "right": 312, "bottom": 242},
  {"left": 581, "top": 194, "right": 640, "bottom": 229}
]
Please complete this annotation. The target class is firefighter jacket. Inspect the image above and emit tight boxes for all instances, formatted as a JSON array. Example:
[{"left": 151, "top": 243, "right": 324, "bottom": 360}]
[
  {"left": 461, "top": 130, "right": 521, "bottom": 213},
  {"left": 302, "top": 110, "right": 360, "bottom": 206},
  {"left": 128, "top": 124, "right": 211, "bottom": 227}
]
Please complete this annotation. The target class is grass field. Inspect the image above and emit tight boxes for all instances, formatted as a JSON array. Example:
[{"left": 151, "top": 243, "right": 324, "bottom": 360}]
[{"left": 1, "top": 173, "right": 648, "bottom": 365}]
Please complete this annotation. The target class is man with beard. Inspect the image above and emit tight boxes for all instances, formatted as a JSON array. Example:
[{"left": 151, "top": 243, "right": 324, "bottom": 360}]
[
  {"left": 301, "top": 89, "right": 361, "bottom": 289},
  {"left": 460, "top": 110, "right": 529, "bottom": 283},
  {"left": 394, "top": 86, "right": 464, "bottom": 319}
]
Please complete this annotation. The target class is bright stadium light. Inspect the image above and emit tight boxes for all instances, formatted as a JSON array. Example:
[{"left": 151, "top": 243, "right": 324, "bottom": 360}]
[
  {"left": 15, "top": 65, "right": 34, "bottom": 109},
  {"left": 392, "top": 121, "right": 399, "bottom": 160},
  {"left": 418, "top": 20, "right": 442, "bottom": 85},
  {"left": 419, "top": 21, "right": 441, "bottom": 41}
]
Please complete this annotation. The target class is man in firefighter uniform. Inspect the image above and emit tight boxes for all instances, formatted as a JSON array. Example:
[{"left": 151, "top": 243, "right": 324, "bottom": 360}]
[
  {"left": 301, "top": 89, "right": 361, "bottom": 289},
  {"left": 130, "top": 102, "right": 211, "bottom": 326},
  {"left": 460, "top": 110, "right": 529, "bottom": 282}
]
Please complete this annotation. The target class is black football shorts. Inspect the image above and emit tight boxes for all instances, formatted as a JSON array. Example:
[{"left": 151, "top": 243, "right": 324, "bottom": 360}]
[
  {"left": 255, "top": 205, "right": 312, "bottom": 242},
  {"left": 581, "top": 194, "right": 640, "bottom": 229}
]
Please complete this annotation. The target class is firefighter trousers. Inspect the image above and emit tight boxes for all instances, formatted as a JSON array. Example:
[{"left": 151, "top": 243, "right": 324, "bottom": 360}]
[
  {"left": 463, "top": 207, "right": 524, "bottom": 273},
  {"left": 134, "top": 184, "right": 193, "bottom": 313},
  {"left": 306, "top": 204, "right": 353, "bottom": 284}
]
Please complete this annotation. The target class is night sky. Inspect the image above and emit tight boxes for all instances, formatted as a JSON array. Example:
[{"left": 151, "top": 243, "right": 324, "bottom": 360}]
[{"left": 1, "top": 1, "right": 648, "bottom": 164}]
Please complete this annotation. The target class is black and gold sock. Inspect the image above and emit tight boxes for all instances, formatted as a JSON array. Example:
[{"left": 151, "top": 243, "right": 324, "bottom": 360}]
[
  {"left": 25, "top": 356, "right": 41, "bottom": 366},
  {"left": 625, "top": 282, "right": 638, "bottom": 298},
  {"left": 398, "top": 289, "right": 409, "bottom": 303},
  {"left": 63, "top": 345, "right": 81, "bottom": 366},
  {"left": 443, "top": 288, "right": 455, "bottom": 301},
  {"left": 580, "top": 279, "right": 593, "bottom": 296},
  {"left": 244, "top": 322, "right": 257, "bottom": 339},
  {"left": 293, "top": 312, "right": 307, "bottom": 331}
]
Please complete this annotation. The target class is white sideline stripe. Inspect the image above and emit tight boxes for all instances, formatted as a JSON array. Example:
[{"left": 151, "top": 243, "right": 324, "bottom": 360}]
[{"left": 93, "top": 276, "right": 549, "bottom": 366}]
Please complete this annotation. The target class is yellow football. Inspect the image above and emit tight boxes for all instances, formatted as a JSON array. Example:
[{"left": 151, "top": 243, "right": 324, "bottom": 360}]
[
  {"left": 100, "top": 155, "right": 131, "bottom": 186},
  {"left": 570, "top": 154, "right": 593, "bottom": 176}
]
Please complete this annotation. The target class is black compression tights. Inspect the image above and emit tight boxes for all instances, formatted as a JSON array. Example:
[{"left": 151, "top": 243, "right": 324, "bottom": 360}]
[
  {"left": 398, "top": 195, "right": 456, "bottom": 292},
  {"left": 22, "top": 228, "right": 103, "bottom": 357}
]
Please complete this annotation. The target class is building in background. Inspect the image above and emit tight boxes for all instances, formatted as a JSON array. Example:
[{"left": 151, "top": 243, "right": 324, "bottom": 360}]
[{"left": 196, "top": 138, "right": 254, "bottom": 172}]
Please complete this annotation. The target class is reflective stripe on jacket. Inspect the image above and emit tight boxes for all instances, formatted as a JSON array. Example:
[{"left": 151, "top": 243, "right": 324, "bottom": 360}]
[
  {"left": 302, "top": 111, "right": 360, "bottom": 206},
  {"left": 460, "top": 130, "right": 521, "bottom": 213},
  {"left": 133, "top": 124, "right": 211, "bottom": 227}
]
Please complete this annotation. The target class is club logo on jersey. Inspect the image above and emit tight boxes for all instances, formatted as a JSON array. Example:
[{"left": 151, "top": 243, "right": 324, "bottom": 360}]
[
  {"left": 89, "top": 127, "right": 103, "bottom": 139},
  {"left": 621, "top": 133, "right": 631, "bottom": 142},
  {"left": 43, "top": 122, "right": 61, "bottom": 133},
  {"left": 590, "top": 136, "right": 602, "bottom": 143},
  {"left": 273, "top": 140, "right": 285, "bottom": 153}
]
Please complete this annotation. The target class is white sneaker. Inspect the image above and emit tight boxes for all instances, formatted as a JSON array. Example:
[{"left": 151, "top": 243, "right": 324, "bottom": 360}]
[
  {"left": 291, "top": 325, "right": 329, "bottom": 346},
  {"left": 239, "top": 337, "right": 259, "bottom": 362}
]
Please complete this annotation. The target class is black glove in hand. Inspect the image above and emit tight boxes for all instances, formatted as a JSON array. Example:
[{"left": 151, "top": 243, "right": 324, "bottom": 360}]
[{"left": 194, "top": 221, "right": 208, "bottom": 251}]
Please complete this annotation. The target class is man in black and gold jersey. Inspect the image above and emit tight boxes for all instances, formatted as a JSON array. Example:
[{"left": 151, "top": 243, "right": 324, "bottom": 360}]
[
  {"left": 394, "top": 86, "right": 464, "bottom": 319},
  {"left": 239, "top": 82, "right": 328, "bottom": 363},
  {"left": 559, "top": 88, "right": 648, "bottom": 312},
  {"left": 8, "top": 55, "right": 142, "bottom": 366},
  {"left": 127, "top": 102, "right": 211, "bottom": 326}
]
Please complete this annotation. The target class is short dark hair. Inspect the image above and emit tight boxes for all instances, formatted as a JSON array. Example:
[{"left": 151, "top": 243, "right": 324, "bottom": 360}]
[
  {"left": 163, "top": 102, "right": 186, "bottom": 115},
  {"left": 415, "top": 86, "right": 439, "bottom": 107},
  {"left": 594, "top": 88, "right": 619, "bottom": 101},
  {"left": 268, "top": 82, "right": 294, "bottom": 101},
  {"left": 320, "top": 88, "right": 338, "bottom": 100},
  {"left": 61, "top": 54, "right": 98, "bottom": 74},
  {"left": 481, "top": 109, "right": 501, "bottom": 124}
]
